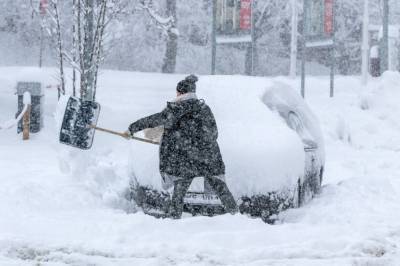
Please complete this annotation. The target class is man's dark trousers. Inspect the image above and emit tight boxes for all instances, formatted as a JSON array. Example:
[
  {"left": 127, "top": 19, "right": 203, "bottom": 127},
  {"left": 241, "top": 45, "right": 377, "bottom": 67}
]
[{"left": 169, "top": 177, "right": 237, "bottom": 219}]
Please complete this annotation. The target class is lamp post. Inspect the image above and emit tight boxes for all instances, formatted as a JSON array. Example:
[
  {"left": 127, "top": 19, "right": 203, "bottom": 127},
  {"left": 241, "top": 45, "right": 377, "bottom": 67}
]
[
  {"left": 381, "top": 0, "right": 389, "bottom": 73},
  {"left": 361, "top": 0, "right": 369, "bottom": 85},
  {"left": 301, "top": 0, "right": 309, "bottom": 98},
  {"left": 290, "top": 0, "right": 298, "bottom": 78}
]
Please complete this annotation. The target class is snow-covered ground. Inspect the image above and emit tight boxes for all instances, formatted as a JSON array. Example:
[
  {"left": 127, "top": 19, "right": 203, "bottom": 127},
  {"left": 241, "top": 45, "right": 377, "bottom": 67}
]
[{"left": 1, "top": 67, "right": 400, "bottom": 265}]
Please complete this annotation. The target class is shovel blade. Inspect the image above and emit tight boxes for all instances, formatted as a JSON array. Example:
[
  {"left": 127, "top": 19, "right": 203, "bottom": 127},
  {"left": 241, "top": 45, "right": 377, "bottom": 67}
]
[{"left": 59, "top": 97, "right": 101, "bottom": 150}]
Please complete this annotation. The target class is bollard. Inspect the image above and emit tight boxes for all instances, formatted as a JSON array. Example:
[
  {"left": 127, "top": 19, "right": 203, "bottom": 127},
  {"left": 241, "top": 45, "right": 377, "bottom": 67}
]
[
  {"left": 16, "top": 82, "right": 44, "bottom": 134},
  {"left": 23, "top": 105, "right": 31, "bottom": 140}
]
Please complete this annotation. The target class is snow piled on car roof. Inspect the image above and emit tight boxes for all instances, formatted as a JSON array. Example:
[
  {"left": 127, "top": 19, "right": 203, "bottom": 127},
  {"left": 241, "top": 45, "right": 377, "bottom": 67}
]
[{"left": 263, "top": 81, "right": 325, "bottom": 164}]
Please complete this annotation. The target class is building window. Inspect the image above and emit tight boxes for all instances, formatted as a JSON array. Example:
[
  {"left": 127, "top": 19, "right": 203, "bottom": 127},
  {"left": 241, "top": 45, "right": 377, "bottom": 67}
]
[
  {"left": 216, "top": 0, "right": 251, "bottom": 35},
  {"left": 309, "top": 0, "right": 324, "bottom": 37}
]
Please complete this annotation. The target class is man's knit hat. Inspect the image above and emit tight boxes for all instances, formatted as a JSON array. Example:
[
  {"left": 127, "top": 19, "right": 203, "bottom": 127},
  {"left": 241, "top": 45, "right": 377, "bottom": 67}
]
[{"left": 176, "top": 75, "right": 198, "bottom": 94}]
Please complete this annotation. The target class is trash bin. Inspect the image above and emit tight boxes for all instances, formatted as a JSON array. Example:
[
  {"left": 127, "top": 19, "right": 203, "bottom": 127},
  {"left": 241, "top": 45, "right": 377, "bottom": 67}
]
[{"left": 16, "top": 82, "right": 44, "bottom": 133}]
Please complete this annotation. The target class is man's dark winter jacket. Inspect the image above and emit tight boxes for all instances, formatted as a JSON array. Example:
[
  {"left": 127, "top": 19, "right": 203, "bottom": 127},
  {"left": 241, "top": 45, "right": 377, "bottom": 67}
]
[{"left": 129, "top": 98, "right": 225, "bottom": 179}]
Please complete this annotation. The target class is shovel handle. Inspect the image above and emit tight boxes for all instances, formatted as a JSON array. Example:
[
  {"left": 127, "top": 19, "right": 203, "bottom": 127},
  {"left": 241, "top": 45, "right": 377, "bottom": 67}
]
[{"left": 91, "top": 125, "right": 160, "bottom": 145}]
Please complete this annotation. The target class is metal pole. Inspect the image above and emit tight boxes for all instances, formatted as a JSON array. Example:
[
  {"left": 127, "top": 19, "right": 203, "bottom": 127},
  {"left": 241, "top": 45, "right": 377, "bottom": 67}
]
[
  {"left": 250, "top": 0, "right": 255, "bottom": 76},
  {"left": 301, "top": 0, "right": 308, "bottom": 98},
  {"left": 330, "top": 46, "right": 335, "bottom": 97},
  {"left": 381, "top": 0, "right": 389, "bottom": 72},
  {"left": 290, "top": 0, "right": 298, "bottom": 78},
  {"left": 329, "top": 0, "right": 336, "bottom": 98},
  {"left": 39, "top": 23, "right": 44, "bottom": 68},
  {"left": 211, "top": 0, "right": 217, "bottom": 75},
  {"left": 361, "top": 0, "right": 369, "bottom": 86}
]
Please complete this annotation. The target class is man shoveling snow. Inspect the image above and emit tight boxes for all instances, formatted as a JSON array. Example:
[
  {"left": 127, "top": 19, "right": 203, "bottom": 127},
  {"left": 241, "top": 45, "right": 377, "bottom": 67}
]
[{"left": 125, "top": 75, "right": 237, "bottom": 218}]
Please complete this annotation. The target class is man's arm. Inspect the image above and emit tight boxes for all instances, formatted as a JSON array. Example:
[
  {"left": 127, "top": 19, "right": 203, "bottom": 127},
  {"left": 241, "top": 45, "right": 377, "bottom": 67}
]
[{"left": 129, "top": 110, "right": 167, "bottom": 135}]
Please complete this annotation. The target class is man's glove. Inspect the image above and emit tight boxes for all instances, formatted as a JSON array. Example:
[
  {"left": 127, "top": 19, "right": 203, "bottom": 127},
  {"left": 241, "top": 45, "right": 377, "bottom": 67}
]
[{"left": 122, "top": 130, "right": 132, "bottom": 140}]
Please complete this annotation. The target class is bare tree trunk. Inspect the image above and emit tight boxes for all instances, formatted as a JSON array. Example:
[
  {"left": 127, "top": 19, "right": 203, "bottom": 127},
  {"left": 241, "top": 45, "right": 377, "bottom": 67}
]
[
  {"left": 77, "top": 0, "right": 85, "bottom": 99},
  {"left": 72, "top": 0, "right": 77, "bottom": 96},
  {"left": 93, "top": 1, "right": 108, "bottom": 101},
  {"left": 53, "top": 1, "right": 65, "bottom": 96},
  {"left": 82, "top": 0, "right": 95, "bottom": 101},
  {"left": 162, "top": 0, "right": 178, "bottom": 73}
]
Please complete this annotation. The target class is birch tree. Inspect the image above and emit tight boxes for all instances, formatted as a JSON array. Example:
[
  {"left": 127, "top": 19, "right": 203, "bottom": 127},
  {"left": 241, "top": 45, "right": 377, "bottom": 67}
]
[
  {"left": 31, "top": 0, "right": 66, "bottom": 96},
  {"left": 34, "top": 0, "right": 121, "bottom": 101}
]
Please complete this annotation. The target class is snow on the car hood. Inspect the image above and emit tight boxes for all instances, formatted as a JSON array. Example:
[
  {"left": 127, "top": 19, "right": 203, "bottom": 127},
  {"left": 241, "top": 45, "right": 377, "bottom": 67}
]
[{"left": 125, "top": 74, "right": 305, "bottom": 196}]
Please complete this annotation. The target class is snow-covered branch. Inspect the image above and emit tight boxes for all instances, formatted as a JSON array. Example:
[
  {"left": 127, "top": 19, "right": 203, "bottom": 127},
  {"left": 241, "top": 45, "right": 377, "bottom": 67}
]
[{"left": 139, "top": 0, "right": 179, "bottom": 37}]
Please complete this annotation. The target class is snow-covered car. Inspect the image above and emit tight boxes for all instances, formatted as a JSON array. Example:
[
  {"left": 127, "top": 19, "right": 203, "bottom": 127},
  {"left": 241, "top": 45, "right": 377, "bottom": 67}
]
[{"left": 127, "top": 78, "right": 325, "bottom": 223}]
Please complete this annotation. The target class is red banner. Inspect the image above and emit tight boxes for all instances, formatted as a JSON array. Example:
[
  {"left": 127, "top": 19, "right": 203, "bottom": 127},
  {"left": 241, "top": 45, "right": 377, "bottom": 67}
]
[
  {"left": 39, "top": 0, "right": 48, "bottom": 16},
  {"left": 240, "top": 0, "right": 252, "bottom": 30},
  {"left": 324, "top": 0, "right": 333, "bottom": 34}
]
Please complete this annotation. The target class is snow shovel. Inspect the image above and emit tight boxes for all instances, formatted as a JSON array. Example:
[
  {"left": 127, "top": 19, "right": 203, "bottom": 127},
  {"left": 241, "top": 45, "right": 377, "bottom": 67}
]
[{"left": 59, "top": 97, "right": 159, "bottom": 150}]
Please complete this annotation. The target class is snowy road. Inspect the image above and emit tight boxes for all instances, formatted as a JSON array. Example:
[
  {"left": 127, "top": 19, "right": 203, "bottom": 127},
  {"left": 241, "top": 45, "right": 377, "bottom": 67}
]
[{"left": 0, "top": 68, "right": 400, "bottom": 265}]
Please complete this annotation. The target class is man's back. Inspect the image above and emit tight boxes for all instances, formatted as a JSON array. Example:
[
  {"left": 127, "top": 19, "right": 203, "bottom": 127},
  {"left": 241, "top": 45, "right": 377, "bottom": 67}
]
[{"left": 160, "top": 98, "right": 225, "bottom": 179}]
